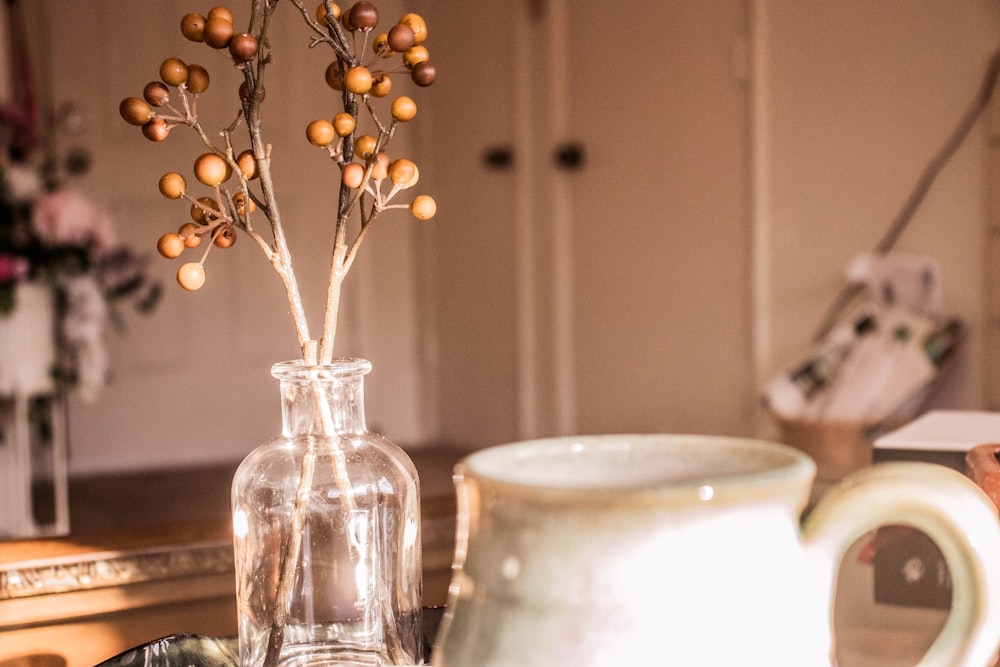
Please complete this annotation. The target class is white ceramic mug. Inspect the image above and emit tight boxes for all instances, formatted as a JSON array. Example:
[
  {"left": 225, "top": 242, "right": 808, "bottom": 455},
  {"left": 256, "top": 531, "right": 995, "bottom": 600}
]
[{"left": 431, "top": 434, "right": 1000, "bottom": 666}]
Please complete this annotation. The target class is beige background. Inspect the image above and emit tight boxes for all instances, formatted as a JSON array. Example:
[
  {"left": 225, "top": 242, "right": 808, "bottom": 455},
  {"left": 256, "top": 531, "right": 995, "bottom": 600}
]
[{"left": 10, "top": 0, "right": 1000, "bottom": 475}]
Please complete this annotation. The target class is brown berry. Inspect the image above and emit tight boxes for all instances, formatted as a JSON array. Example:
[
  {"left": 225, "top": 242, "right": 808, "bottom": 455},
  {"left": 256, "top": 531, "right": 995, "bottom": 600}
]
[
  {"left": 387, "top": 24, "right": 415, "bottom": 52},
  {"left": 229, "top": 33, "right": 259, "bottom": 62},
  {"left": 411, "top": 61, "right": 436, "bottom": 87},
  {"left": 177, "top": 262, "right": 206, "bottom": 291},
  {"left": 158, "top": 172, "right": 186, "bottom": 199},
  {"left": 333, "top": 112, "right": 355, "bottom": 136},
  {"left": 179, "top": 222, "right": 204, "bottom": 247},
  {"left": 324, "top": 62, "right": 344, "bottom": 91},
  {"left": 239, "top": 82, "right": 250, "bottom": 101},
  {"left": 340, "top": 9, "right": 355, "bottom": 31},
  {"left": 398, "top": 13, "right": 427, "bottom": 45},
  {"left": 157, "top": 233, "right": 186, "bottom": 259},
  {"left": 354, "top": 134, "right": 377, "bottom": 158},
  {"left": 306, "top": 119, "right": 336, "bottom": 146},
  {"left": 214, "top": 225, "right": 237, "bottom": 248},
  {"left": 344, "top": 66, "right": 373, "bottom": 94},
  {"left": 194, "top": 153, "right": 230, "bottom": 186},
  {"left": 342, "top": 162, "right": 365, "bottom": 188},
  {"left": 203, "top": 17, "right": 235, "bottom": 49},
  {"left": 390, "top": 96, "right": 416, "bottom": 122},
  {"left": 142, "top": 118, "right": 171, "bottom": 141},
  {"left": 370, "top": 74, "right": 392, "bottom": 97},
  {"left": 411, "top": 195, "right": 436, "bottom": 220},
  {"left": 119, "top": 97, "right": 153, "bottom": 125},
  {"left": 159, "top": 58, "right": 188, "bottom": 86},
  {"left": 236, "top": 150, "right": 257, "bottom": 179},
  {"left": 143, "top": 82, "right": 170, "bottom": 106},
  {"left": 180, "top": 13, "right": 207, "bottom": 41},
  {"left": 349, "top": 2, "right": 379, "bottom": 30},
  {"left": 186, "top": 64, "right": 210, "bottom": 93}
]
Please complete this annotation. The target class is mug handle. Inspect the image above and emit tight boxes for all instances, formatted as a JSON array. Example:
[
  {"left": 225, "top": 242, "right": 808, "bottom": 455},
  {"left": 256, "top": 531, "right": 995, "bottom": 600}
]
[{"left": 803, "top": 461, "right": 1000, "bottom": 667}]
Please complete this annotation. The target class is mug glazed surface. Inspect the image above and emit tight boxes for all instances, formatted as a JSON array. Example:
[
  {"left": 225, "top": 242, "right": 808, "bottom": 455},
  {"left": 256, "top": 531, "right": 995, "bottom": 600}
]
[{"left": 431, "top": 434, "right": 1000, "bottom": 667}]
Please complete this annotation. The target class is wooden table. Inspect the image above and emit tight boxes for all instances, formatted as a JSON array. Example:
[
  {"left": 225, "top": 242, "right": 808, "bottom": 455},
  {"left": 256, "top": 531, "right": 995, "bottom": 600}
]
[{"left": 0, "top": 449, "right": 461, "bottom": 667}]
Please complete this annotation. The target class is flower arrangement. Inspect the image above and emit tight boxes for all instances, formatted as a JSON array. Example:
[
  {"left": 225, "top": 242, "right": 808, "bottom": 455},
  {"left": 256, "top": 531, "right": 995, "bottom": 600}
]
[
  {"left": 117, "top": 0, "right": 436, "bottom": 364},
  {"left": 116, "top": 2, "right": 437, "bottom": 664},
  {"left": 0, "top": 17, "right": 158, "bottom": 401}
]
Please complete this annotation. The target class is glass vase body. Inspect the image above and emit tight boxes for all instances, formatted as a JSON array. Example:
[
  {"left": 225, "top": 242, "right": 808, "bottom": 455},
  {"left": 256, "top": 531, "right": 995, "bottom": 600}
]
[{"left": 232, "top": 359, "right": 423, "bottom": 667}]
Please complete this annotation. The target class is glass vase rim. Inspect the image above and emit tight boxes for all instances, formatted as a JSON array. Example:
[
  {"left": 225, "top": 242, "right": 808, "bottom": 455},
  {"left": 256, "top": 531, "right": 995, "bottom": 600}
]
[{"left": 271, "top": 357, "right": 372, "bottom": 380}]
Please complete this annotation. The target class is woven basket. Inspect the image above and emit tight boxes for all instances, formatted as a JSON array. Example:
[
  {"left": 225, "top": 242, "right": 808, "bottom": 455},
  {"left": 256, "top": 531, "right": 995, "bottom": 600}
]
[{"left": 776, "top": 418, "right": 878, "bottom": 483}]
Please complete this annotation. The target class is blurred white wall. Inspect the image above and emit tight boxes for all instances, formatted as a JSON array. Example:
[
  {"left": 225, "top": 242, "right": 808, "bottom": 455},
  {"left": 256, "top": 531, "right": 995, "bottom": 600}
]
[{"left": 12, "top": 1, "right": 1000, "bottom": 474}]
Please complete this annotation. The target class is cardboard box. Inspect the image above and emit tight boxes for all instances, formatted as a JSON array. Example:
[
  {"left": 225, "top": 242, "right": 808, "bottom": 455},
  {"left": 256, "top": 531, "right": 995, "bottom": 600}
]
[{"left": 873, "top": 410, "right": 1000, "bottom": 470}]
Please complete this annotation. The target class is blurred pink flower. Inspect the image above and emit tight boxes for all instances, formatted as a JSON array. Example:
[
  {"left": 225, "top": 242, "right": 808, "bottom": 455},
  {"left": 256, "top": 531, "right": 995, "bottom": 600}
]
[
  {"left": 0, "top": 254, "right": 29, "bottom": 283},
  {"left": 31, "top": 188, "right": 117, "bottom": 250}
]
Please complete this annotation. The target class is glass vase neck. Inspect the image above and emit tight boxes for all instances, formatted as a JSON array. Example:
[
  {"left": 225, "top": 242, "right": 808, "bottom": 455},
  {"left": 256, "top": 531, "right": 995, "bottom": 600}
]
[{"left": 271, "top": 358, "right": 371, "bottom": 437}]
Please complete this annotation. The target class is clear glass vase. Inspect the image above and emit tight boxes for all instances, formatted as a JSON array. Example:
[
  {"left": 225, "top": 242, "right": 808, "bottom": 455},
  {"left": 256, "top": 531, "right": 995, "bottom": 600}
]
[{"left": 232, "top": 359, "right": 423, "bottom": 667}]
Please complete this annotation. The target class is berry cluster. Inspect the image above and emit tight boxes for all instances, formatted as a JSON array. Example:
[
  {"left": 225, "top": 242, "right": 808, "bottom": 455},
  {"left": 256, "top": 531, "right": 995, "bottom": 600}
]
[{"left": 116, "top": 1, "right": 437, "bottom": 357}]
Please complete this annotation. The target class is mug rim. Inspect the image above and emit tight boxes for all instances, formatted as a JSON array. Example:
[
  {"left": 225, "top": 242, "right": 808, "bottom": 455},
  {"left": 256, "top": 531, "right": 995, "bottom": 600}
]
[{"left": 457, "top": 433, "right": 817, "bottom": 503}]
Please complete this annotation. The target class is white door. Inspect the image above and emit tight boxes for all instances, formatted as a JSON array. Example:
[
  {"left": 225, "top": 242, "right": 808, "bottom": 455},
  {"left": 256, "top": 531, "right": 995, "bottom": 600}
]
[{"left": 420, "top": 0, "right": 755, "bottom": 447}]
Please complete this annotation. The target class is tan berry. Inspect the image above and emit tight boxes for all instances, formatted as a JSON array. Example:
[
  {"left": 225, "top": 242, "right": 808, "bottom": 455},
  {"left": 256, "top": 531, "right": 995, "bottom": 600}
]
[
  {"left": 207, "top": 6, "right": 235, "bottom": 23},
  {"left": 403, "top": 45, "right": 429, "bottom": 68},
  {"left": 370, "top": 152, "right": 390, "bottom": 180},
  {"left": 390, "top": 96, "right": 416, "bottom": 122},
  {"left": 388, "top": 158, "right": 416, "bottom": 185},
  {"left": 119, "top": 97, "right": 153, "bottom": 126},
  {"left": 214, "top": 225, "right": 237, "bottom": 248},
  {"left": 332, "top": 112, "right": 355, "bottom": 136},
  {"left": 179, "top": 222, "right": 204, "bottom": 247},
  {"left": 232, "top": 192, "right": 255, "bottom": 216},
  {"left": 370, "top": 74, "right": 392, "bottom": 97},
  {"left": 157, "top": 233, "right": 186, "bottom": 259},
  {"left": 189, "top": 198, "right": 217, "bottom": 225},
  {"left": 158, "top": 172, "right": 186, "bottom": 199},
  {"left": 342, "top": 162, "right": 365, "bottom": 188},
  {"left": 186, "top": 64, "right": 210, "bottom": 93},
  {"left": 344, "top": 66, "right": 373, "bottom": 94},
  {"left": 354, "top": 134, "right": 377, "bottom": 158},
  {"left": 411, "top": 194, "right": 436, "bottom": 220},
  {"left": 194, "top": 153, "right": 230, "bottom": 186},
  {"left": 159, "top": 58, "right": 188, "bottom": 86},
  {"left": 143, "top": 82, "right": 170, "bottom": 106},
  {"left": 236, "top": 150, "right": 257, "bottom": 179},
  {"left": 142, "top": 118, "right": 170, "bottom": 141},
  {"left": 373, "top": 33, "right": 392, "bottom": 58},
  {"left": 177, "top": 262, "right": 206, "bottom": 291},
  {"left": 401, "top": 163, "right": 419, "bottom": 188},
  {"left": 306, "top": 119, "right": 336, "bottom": 146},
  {"left": 180, "top": 13, "right": 206, "bottom": 42},
  {"left": 398, "top": 13, "right": 427, "bottom": 45},
  {"left": 315, "top": 2, "right": 342, "bottom": 23}
]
